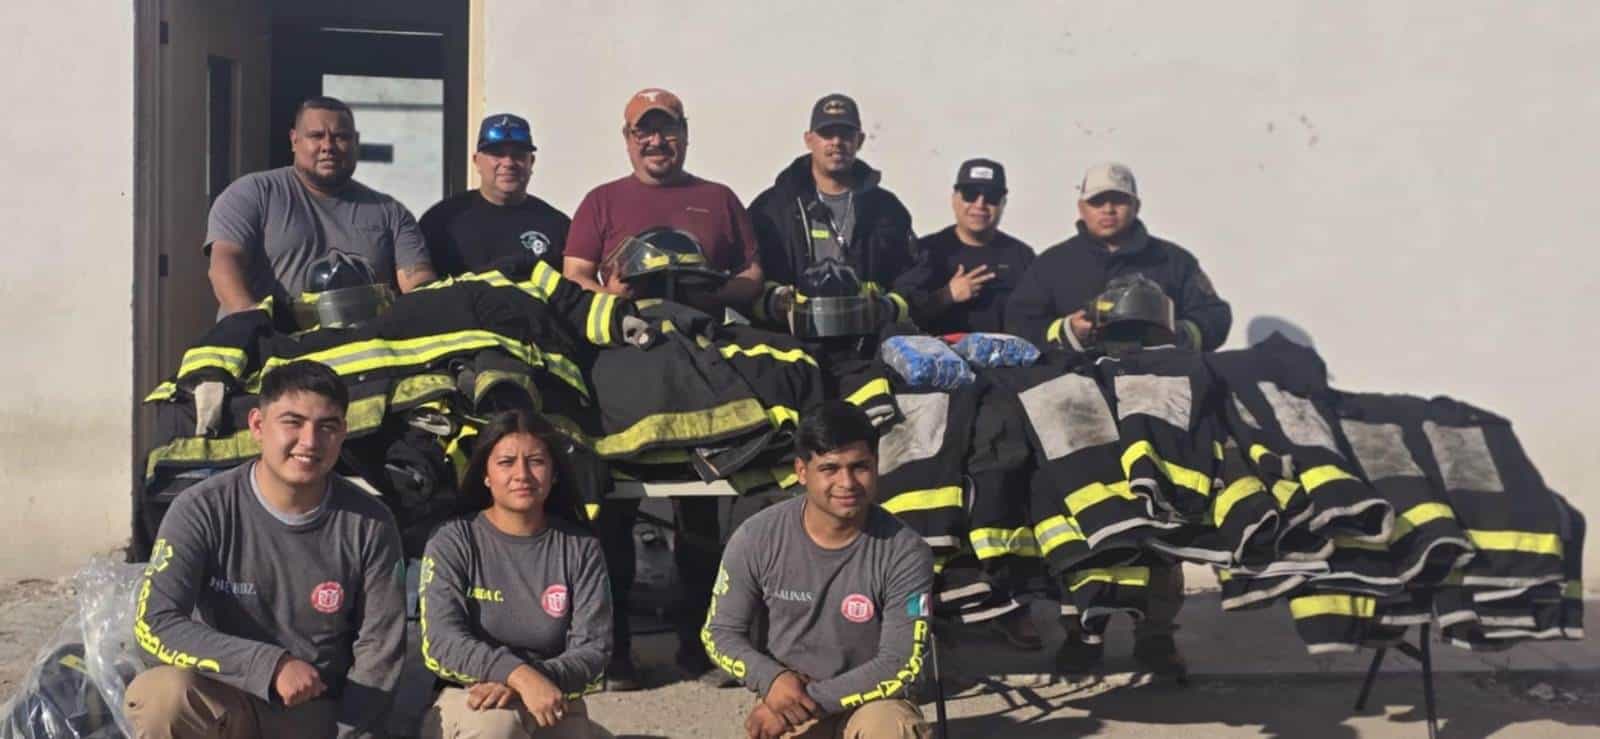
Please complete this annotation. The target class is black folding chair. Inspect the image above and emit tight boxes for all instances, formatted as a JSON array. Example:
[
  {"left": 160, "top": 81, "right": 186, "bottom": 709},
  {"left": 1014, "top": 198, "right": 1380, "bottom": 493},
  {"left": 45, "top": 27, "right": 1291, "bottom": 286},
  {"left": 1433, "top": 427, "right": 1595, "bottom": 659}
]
[{"left": 1352, "top": 624, "right": 1440, "bottom": 738}]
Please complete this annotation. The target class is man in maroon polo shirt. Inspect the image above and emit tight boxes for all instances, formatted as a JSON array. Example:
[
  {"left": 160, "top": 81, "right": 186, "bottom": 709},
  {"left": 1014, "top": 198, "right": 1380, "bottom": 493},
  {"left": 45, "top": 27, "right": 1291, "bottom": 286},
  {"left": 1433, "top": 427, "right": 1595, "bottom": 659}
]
[{"left": 562, "top": 88, "right": 764, "bottom": 310}]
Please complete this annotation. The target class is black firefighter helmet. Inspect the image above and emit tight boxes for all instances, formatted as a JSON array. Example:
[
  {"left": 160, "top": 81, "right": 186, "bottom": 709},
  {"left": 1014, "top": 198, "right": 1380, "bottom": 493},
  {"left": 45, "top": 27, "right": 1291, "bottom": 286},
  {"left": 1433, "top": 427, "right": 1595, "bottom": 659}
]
[
  {"left": 604, "top": 227, "right": 728, "bottom": 300},
  {"left": 1090, "top": 273, "right": 1175, "bottom": 349},
  {"left": 292, "top": 251, "right": 394, "bottom": 330},
  {"left": 790, "top": 258, "right": 882, "bottom": 338}
]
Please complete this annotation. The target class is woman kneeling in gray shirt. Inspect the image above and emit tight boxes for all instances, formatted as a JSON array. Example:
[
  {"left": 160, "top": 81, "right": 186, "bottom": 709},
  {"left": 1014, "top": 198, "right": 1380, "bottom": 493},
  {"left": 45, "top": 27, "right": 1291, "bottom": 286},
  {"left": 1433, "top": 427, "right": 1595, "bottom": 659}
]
[{"left": 418, "top": 410, "right": 614, "bottom": 738}]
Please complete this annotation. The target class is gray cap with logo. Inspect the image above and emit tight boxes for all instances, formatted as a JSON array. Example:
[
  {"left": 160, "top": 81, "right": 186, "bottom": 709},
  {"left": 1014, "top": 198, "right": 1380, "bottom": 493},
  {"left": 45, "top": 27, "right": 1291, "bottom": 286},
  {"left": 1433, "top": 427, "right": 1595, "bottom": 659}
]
[{"left": 1079, "top": 162, "right": 1138, "bottom": 200}]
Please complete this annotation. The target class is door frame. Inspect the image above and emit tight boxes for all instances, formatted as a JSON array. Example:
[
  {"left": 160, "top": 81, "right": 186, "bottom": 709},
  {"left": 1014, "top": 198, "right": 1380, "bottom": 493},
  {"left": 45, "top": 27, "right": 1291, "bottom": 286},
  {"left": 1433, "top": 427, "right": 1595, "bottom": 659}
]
[{"left": 132, "top": 0, "right": 164, "bottom": 476}]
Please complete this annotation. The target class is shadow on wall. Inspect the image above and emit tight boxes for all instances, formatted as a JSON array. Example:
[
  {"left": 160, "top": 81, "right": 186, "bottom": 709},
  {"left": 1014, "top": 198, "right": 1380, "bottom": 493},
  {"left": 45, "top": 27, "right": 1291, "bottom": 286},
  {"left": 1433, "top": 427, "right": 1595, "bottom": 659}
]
[{"left": 1247, "top": 315, "right": 1316, "bottom": 349}]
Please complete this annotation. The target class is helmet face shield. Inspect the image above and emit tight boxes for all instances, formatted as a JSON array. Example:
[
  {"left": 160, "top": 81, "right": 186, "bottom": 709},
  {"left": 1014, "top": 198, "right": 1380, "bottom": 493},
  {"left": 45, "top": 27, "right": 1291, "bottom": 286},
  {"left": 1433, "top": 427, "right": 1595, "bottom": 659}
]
[
  {"left": 295, "top": 251, "right": 393, "bottom": 330},
  {"left": 605, "top": 228, "right": 728, "bottom": 300},
  {"left": 789, "top": 257, "right": 881, "bottom": 337},
  {"left": 1091, "top": 274, "right": 1175, "bottom": 347}
]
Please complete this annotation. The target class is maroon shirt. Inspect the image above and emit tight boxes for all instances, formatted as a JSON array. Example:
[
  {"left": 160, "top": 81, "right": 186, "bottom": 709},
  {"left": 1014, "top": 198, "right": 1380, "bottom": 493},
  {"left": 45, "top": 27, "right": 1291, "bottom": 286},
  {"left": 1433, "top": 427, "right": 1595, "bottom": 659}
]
[{"left": 565, "top": 174, "right": 758, "bottom": 274}]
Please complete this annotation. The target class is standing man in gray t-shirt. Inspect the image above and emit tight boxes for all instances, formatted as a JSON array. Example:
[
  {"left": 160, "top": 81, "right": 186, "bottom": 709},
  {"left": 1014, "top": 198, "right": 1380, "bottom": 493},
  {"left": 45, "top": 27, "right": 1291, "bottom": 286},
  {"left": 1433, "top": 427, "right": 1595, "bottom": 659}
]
[
  {"left": 206, "top": 96, "right": 436, "bottom": 316},
  {"left": 704, "top": 401, "right": 934, "bottom": 739}
]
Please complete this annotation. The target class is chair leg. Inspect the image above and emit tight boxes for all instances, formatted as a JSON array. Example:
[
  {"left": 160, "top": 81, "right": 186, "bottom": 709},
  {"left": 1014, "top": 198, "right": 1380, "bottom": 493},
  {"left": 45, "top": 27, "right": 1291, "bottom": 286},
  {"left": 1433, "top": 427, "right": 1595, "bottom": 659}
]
[
  {"left": 931, "top": 631, "right": 950, "bottom": 739},
  {"left": 1354, "top": 646, "right": 1387, "bottom": 711},
  {"left": 1419, "top": 625, "right": 1438, "bottom": 739}
]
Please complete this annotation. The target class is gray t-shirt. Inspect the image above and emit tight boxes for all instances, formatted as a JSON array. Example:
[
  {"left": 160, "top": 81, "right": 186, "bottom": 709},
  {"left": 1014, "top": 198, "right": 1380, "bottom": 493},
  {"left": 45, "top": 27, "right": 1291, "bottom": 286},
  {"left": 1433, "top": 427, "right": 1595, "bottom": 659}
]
[
  {"left": 205, "top": 166, "right": 430, "bottom": 305},
  {"left": 137, "top": 463, "right": 407, "bottom": 738},
  {"left": 813, "top": 189, "right": 853, "bottom": 262},
  {"left": 703, "top": 496, "right": 934, "bottom": 714},
  {"left": 418, "top": 512, "right": 611, "bottom": 697}
]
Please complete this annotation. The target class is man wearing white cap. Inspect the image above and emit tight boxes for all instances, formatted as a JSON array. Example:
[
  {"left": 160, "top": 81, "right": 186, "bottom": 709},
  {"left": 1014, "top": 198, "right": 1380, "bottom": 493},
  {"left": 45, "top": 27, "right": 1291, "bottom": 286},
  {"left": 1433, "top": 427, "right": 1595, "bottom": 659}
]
[{"left": 1004, "top": 162, "right": 1231, "bottom": 678}]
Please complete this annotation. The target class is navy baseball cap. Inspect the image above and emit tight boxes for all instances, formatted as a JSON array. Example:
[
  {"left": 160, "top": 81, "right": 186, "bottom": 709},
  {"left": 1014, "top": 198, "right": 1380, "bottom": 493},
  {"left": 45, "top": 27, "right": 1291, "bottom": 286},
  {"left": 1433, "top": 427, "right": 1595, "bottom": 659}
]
[{"left": 477, "top": 113, "right": 536, "bottom": 152}]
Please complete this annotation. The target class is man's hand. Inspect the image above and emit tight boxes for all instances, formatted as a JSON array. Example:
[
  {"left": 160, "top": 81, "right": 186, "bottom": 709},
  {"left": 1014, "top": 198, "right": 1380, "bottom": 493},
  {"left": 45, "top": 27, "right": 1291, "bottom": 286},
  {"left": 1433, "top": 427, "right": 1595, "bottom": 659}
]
[
  {"left": 744, "top": 702, "right": 791, "bottom": 739},
  {"left": 945, "top": 264, "right": 996, "bottom": 304},
  {"left": 466, "top": 681, "right": 516, "bottom": 711},
  {"left": 507, "top": 664, "right": 568, "bottom": 728},
  {"left": 602, "top": 271, "right": 636, "bottom": 298},
  {"left": 271, "top": 654, "right": 327, "bottom": 707},
  {"left": 767, "top": 286, "right": 796, "bottom": 320},
  {"left": 763, "top": 670, "right": 820, "bottom": 727},
  {"left": 1067, "top": 309, "right": 1095, "bottom": 343}
]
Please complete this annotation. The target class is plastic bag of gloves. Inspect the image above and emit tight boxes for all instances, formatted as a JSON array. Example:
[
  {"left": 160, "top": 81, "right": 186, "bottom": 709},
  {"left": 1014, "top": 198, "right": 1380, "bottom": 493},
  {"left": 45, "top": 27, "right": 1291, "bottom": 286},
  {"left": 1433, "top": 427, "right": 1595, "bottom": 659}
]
[
  {"left": 949, "top": 333, "right": 1040, "bottom": 368},
  {"left": 880, "top": 335, "right": 974, "bottom": 390}
]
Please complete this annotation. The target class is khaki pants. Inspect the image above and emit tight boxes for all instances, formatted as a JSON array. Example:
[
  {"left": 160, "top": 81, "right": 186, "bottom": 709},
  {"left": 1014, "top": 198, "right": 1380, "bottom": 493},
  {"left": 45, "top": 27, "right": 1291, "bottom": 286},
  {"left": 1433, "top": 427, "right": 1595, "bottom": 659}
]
[
  {"left": 420, "top": 687, "right": 612, "bottom": 739},
  {"left": 124, "top": 666, "right": 336, "bottom": 739},
  {"left": 784, "top": 699, "right": 928, "bottom": 739},
  {"left": 1133, "top": 561, "right": 1185, "bottom": 640}
]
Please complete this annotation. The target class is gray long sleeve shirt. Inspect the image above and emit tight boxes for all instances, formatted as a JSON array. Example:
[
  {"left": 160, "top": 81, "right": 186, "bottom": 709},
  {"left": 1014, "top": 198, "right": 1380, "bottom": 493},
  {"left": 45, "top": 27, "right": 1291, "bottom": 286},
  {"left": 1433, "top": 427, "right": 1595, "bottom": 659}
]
[
  {"left": 135, "top": 463, "right": 407, "bottom": 738},
  {"left": 703, "top": 496, "right": 934, "bottom": 713},
  {"left": 418, "top": 513, "right": 611, "bottom": 697}
]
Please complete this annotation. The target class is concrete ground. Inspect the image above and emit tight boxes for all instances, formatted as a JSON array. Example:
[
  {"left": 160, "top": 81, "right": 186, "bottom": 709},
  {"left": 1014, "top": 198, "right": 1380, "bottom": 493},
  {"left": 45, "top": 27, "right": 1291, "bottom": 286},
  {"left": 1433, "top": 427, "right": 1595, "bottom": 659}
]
[{"left": 5, "top": 575, "right": 1597, "bottom": 738}]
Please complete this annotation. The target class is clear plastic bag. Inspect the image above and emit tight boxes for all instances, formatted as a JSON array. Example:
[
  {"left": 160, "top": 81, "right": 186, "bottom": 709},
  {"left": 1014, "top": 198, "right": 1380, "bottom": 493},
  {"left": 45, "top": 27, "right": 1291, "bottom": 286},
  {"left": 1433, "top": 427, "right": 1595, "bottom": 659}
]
[
  {"left": 880, "top": 335, "right": 974, "bottom": 390},
  {"left": 950, "top": 332, "right": 1040, "bottom": 368},
  {"left": 0, "top": 615, "right": 122, "bottom": 739},
  {"left": 72, "top": 560, "right": 145, "bottom": 739}
]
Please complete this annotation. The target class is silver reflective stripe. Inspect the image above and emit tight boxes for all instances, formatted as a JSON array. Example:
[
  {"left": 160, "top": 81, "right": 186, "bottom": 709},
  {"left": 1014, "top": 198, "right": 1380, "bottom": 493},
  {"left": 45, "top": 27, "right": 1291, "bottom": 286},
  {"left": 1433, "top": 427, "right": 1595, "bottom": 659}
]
[
  {"left": 1257, "top": 382, "right": 1337, "bottom": 452},
  {"left": 1340, "top": 420, "right": 1423, "bottom": 480},
  {"left": 878, "top": 392, "right": 950, "bottom": 477},
  {"left": 1423, "top": 422, "right": 1505, "bottom": 493},
  {"left": 1233, "top": 394, "right": 1261, "bottom": 430},
  {"left": 1018, "top": 373, "right": 1118, "bottom": 460},
  {"left": 1113, "top": 374, "right": 1191, "bottom": 428}
]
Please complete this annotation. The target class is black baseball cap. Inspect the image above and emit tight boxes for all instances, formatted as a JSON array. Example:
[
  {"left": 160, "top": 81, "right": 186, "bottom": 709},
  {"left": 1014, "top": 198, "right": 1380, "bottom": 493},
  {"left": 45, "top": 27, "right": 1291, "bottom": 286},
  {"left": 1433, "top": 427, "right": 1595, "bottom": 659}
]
[
  {"left": 809, "top": 94, "right": 861, "bottom": 132},
  {"left": 955, "top": 158, "right": 1007, "bottom": 192},
  {"left": 477, "top": 113, "right": 536, "bottom": 152}
]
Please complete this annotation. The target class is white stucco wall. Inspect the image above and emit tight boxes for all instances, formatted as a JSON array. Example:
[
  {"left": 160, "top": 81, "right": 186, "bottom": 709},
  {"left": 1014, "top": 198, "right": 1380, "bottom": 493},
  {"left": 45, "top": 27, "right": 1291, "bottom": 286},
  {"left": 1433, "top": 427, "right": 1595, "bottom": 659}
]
[
  {"left": 485, "top": 0, "right": 1600, "bottom": 582},
  {"left": 0, "top": 1, "right": 136, "bottom": 577}
]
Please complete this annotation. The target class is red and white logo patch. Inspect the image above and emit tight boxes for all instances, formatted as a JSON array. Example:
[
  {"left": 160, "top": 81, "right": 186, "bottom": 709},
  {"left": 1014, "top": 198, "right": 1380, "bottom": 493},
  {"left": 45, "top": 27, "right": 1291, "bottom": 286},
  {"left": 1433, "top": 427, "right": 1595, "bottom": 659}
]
[
  {"left": 541, "top": 585, "right": 569, "bottom": 618},
  {"left": 310, "top": 581, "right": 344, "bottom": 614},
  {"left": 840, "top": 594, "right": 876, "bottom": 624}
]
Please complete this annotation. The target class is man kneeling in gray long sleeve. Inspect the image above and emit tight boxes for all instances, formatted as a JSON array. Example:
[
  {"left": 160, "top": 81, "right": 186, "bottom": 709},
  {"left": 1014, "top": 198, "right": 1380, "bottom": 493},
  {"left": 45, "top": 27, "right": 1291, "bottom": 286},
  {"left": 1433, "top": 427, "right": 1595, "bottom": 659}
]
[
  {"left": 703, "top": 401, "right": 935, "bottom": 739},
  {"left": 125, "top": 360, "right": 407, "bottom": 739}
]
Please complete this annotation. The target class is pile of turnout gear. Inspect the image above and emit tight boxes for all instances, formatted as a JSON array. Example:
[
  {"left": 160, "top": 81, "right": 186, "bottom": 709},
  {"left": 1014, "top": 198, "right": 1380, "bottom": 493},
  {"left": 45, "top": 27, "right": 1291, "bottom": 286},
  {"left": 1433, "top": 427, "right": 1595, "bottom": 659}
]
[{"left": 133, "top": 246, "right": 1584, "bottom": 657}]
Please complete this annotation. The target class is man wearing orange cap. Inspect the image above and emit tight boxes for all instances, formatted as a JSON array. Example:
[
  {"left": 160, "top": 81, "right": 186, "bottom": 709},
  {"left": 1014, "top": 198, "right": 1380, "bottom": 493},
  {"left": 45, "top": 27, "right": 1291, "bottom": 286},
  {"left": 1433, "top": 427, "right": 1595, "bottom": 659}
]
[{"left": 563, "top": 88, "right": 764, "bottom": 310}]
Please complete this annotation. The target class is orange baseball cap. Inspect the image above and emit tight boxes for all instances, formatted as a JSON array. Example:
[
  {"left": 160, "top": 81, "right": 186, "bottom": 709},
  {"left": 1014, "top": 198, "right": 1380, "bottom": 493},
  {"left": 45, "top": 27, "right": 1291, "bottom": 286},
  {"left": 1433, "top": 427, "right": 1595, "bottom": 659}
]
[{"left": 624, "top": 88, "right": 686, "bottom": 126}]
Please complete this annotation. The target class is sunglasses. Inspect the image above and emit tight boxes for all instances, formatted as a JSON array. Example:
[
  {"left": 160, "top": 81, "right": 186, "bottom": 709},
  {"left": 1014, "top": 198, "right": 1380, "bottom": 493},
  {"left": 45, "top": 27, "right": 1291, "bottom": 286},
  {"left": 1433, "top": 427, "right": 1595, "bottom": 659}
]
[
  {"left": 627, "top": 124, "right": 685, "bottom": 143},
  {"left": 958, "top": 186, "right": 1006, "bottom": 203},
  {"left": 481, "top": 125, "right": 531, "bottom": 146}
]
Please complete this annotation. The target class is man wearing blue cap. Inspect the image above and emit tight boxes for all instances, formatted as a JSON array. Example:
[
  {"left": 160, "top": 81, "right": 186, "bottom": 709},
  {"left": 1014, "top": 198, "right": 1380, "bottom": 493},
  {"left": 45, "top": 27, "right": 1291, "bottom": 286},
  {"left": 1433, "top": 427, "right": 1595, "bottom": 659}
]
[{"left": 419, "top": 114, "right": 572, "bottom": 276}]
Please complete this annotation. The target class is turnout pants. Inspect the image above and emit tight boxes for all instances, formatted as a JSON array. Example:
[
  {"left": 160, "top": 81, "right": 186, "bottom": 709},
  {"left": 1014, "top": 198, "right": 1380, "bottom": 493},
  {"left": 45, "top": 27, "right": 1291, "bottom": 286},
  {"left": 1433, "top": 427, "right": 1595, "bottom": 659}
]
[
  {"left": 124, "top": 666, "right": 335, "bottom": 739},
  {"left": 420, "top": 688, "right": 611, "bottom": 739},
  {"left": 598, "top": 497, "right": 724, "bottom": 657}
]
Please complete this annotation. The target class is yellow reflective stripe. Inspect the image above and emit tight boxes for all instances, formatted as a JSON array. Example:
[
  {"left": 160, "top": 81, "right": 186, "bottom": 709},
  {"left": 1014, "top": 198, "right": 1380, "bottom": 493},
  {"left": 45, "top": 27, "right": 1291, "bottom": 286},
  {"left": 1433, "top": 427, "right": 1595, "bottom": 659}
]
[
  {"left": 845, "top": 378, "right": 892, "bottom": 406},
  {"left": 772, "top": 465, "right": 799, "bottom": 489},
  {"left": 1334, "top": 536, "right": 1388, "bottom": 552},
  {"left": 251, "top": 330, "right": 539, "bottom": 391},
  {"left": 418, "top": 556, "right": 482, "bottom": 685},
  {"left": 446, "top": 426, "right": 480, "bottom": 482},
  {"left": 530, "top": 261, "right": 562, "bottom": 298},
  {"left": 1033, "top": 515, "right": 1085, "bottom": 556},
  {"left": 880, "top": 486, "right": 962, "bottom": 515},
  {"left": 1248, "top": 444, "right": 1273, "bottom": 465},
  {"left": 392, "top": 373, "right": 455, "bottom": 407},
  {"left": 473, "top": 369, "right": 535, "bottom": 404},
  {"left": 1213, "top": 476, "right": 1265, "bottom": 528},
  {"left": 1565, "top": 581, "right": 1583, "bottom": 599},
  {"left": 1467, "top": 530, "right": 1563, "bottom": 557},
  {"left": 703, "top": 566, "right": 749, "bottom": 681},
  {"left": 584, "top": 503, "right": 600, "bottom": 521},
  {"left": 839, "top": 618, "right": 927, "bottom": 710},
  {"left": 135, "top": 539, "right": 224, "bottom": 673},
  {"left": 1290, "top": 594, "right": 1375, "bottom": 620},
  {"left": 1392, "top": 502, "right": 1456, "bottom": 541},
  {"left": 594, "top": 399, "right": 769, "bottom": 458},
  {"left": 969, "top": 527, "right": 1040, "bottom": 559},
  {"left": 177, "top": 346, "right": 248, "bottom": 379},
  {"left": 886, "top": 292, "right": 910, "bottom": 323},
  {"left": 542, "top": 352, "right": 591, "bottom": 398},
  {"left": 1120, "top": 440, "right": 1212, "bottom": 498},
  {"left": 1045, "top": 318, "right": 1066, "bottom": 344},
  {"left": 718, "top": 343, "right": 819, "bottom": 367},
  {"left": 147, "top": 389, "right": 388, "bottom": 474},
  {"left": 767, "top": 405, "right": 801, "bottom": 430},
  {"left": 254, "top": 296, "right": 275, "bottom": 318},
  {"left": 1064, "top": 480, "right": 1134, "bottom": 517},
  {"left": 1271, "top": 480, "right": 1301, "bottom": 507},
  {"left": 1069, "top": 566, "right": 1149, "bottom": 592},
  {"left": 144, "top": 381, "right": 179, "bottom": 402},
  {"left": 1300, "top": 464, "right": 1357, "bottom": 493},
  {"left": 586, "top": 293, "right": 618, "bottom": 345}
]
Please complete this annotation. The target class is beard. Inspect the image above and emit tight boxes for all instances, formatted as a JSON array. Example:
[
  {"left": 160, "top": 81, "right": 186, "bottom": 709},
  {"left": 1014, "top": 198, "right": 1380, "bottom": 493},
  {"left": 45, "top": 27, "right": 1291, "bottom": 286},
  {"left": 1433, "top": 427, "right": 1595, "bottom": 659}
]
[{"left": 298, "top": 161, "right": 355, "bottom": 191}]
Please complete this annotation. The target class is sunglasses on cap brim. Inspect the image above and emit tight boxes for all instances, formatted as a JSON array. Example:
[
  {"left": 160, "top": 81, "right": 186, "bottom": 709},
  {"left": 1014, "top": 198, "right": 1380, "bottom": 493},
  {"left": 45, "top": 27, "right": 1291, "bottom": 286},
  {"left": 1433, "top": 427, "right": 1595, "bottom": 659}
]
[
  {"left": 480, "top": 125, "right": 533, "bottom": 148},
  {"left": 957, "top": 186, "right": 1006, "bottom": 203}
]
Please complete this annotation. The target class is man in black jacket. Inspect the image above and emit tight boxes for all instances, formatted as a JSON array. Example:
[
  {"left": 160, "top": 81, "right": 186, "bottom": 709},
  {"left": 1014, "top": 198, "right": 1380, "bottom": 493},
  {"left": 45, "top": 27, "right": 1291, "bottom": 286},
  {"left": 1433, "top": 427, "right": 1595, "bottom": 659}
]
[
  {"left": 1005, "top": 162, "right": 1231, "bottom": 353},
  {"left": 1005, "top": 162, "right": 1231, "bottom": 679},
  {"left": 748, "top": 94, "right": 916, "bottom": 329}
]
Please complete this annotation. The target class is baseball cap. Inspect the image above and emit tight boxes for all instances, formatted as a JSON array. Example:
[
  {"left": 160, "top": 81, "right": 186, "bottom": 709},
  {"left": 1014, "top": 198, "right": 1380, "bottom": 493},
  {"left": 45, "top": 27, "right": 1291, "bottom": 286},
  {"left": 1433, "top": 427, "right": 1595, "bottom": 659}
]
[
  {"left": 955, "top": 158, "right": 1007, "bottom": 192},
  {"left": 1079, "top": 162, "right": 1138, "bottom": 200},
  {"left": 809, "top": 94, "right": 861, "bottom": 131},
  {"left": 624, "top": 88, "right": 686, "bottom": 126},
  {"left": 477, "top": 114, "right": 535, "bottom": 152}
]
